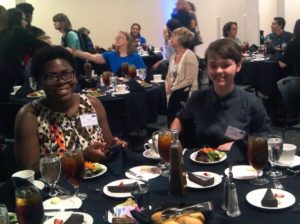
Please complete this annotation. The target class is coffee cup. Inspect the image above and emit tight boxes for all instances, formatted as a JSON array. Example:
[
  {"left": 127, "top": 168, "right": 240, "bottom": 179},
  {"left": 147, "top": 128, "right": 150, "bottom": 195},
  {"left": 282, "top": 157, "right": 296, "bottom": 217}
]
[
  {"left": 115, "top": 84, "right": 129, "bottom": 93},
  {"left": 144, "top": 139, "right": 155, "bottom": 151},
  {"left": 279, "top": 143, "right": 297, "bottom": 165},
  {"left": 12, "top": 170, "right": 35, "bottom": 183},
  {"left": 153, "top": 74, "right": 162, "bottom": 82}
]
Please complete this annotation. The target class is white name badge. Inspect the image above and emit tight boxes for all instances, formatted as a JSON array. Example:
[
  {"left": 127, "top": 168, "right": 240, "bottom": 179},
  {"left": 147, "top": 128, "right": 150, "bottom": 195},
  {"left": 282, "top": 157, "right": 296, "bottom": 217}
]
[
  {"left": 80, "top": 113, "right": 98, "bottom": 127},
  {"left": 225, "top": 125, "right": 246, "bottom": 140}
]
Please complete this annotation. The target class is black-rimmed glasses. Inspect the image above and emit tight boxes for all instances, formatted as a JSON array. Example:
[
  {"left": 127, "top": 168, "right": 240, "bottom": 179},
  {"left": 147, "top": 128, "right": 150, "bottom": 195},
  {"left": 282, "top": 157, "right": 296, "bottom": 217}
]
[{"left": 43, "top": 70, "right": 75, "bottom": 84}]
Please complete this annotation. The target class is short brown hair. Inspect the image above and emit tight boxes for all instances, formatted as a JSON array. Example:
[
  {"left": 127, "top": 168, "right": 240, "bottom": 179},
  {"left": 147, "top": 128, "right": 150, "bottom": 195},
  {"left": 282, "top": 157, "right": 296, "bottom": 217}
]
[
  {"left": 205, "top": 39, "right": 242, "bottom": 64},
  {"left": 53, "top": 13, "right": 72, "bottom": 31}
]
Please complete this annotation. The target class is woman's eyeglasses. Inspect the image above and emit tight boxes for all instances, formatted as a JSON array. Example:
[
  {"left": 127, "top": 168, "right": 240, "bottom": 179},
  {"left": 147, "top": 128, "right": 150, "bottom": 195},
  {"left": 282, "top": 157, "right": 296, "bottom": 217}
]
[{"left": 43, "top": 70, "right": 75, "bottom": 84}]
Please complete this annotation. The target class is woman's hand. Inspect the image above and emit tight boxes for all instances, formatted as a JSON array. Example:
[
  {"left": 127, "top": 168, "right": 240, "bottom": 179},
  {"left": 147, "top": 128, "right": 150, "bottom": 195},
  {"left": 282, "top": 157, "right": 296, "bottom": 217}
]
[
  {"left": 112, "top": 137, "right": 128, "bottom": 148},
  {"left": 83, "top": 142, "right": 107, "bottom": 162},
  {"left": 165, "top": 84, "right": 172, "bottom": 95}
]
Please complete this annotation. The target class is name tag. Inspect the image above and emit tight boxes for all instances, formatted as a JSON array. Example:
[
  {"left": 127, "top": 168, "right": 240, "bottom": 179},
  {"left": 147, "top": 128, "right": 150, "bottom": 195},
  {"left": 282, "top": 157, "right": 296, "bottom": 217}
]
[
  {"left": 80, "top": 113, "right": 98, "bottom": 127},
  {"left": 225, "top": 126, "right": 246, "bottom": 140}
]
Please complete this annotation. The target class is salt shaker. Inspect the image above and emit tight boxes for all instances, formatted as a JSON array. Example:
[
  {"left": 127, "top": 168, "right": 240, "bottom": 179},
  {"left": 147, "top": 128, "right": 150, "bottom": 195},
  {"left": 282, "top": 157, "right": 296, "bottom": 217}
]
[{"left": 226, "top": 182, "right": 241, "bottom": 217}]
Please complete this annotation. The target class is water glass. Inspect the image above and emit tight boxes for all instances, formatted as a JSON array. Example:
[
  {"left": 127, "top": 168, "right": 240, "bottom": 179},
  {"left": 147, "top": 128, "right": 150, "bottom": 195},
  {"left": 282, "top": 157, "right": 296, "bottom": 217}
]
[
  {"left": 137, "top": 68, "right": 146, "bottom": 81},
  {"left": 15, "top": 186, "right": 44, "bottom": 224},
  {"left": 40, "top": 155, "right": 61, "bottom": 196},
  {"left": 267, "top": 135, "right": 283, "bottom": 178},
  {"left": 0, "top": 204, "right": 8, "bottom": 224}
]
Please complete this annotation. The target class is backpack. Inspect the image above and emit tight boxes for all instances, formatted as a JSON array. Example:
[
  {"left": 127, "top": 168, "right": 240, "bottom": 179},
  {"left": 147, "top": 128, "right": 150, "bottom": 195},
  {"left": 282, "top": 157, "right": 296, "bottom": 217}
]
[{"left": 63, "top": 30, "right": 95, "bottom": 53}]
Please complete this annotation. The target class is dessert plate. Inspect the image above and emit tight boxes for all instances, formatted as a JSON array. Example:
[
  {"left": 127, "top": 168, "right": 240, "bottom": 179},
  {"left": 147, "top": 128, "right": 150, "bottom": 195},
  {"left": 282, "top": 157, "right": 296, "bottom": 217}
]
[
  {"left": 190, "top": 151, "right": 227, "bottom": 164},
  {"left": 43, "top": 196, "right": 82, "bottom": 210},
  {"left": 224, "top": 165, "right": 258, "bottom": 180},
  {"left": 44, "top": 212, "right": 93, "bottom": 224},
  {"left": 150, "top": 80, "right": 164, "bottom": 84},
  {"left": 274, "top": 155, "right": 300, "bottom": 168},
  {"left": 125, "top": 165, "right": 161, "bottom": 180},
  {"left": 103, "top": 179, "right": 144, "bottom": 198},
  {"left": 114, "top": 90, "right": 130, "bottom": 95},
  {"left": 186, "top": 171, "right": 222, "bottom": 189},
  {"left": 246, "top": 188, "right": 295, "bottom": 210}
]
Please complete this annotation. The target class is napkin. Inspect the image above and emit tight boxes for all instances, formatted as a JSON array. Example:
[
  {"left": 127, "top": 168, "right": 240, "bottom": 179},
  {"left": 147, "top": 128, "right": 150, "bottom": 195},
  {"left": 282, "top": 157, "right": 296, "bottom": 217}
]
[{"left": 127, "top": 78, "right": 145, "bottom": 92}]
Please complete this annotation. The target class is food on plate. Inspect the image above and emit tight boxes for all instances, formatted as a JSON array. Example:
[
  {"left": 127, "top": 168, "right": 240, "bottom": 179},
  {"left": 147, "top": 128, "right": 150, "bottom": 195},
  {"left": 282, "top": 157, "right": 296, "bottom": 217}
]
[
  {"left": 54, "top": 219, "right": 63, "bottom": 224},
  {"left": 139, "top": 166, "right": 161, "bottom": 174},
  {"left": 261, "top": 188, "right": 278, "bottom": 207},
  {"left": 50, "top": 196, "right": 61, "bottom": 204},
  {"left": 151, "top": 210, "right": 205, "bottom": 224},
  {"left": 275, "top": 192, "right": 285, "bottom": 205},
  {"left": 27, "top": 91, "right": 43, "bottom": 97},
  {"left": 107, "top": 181, "right": 139, "bottom": 193},
  {"left": 84, "top": 162, "right": 104, "bottom": 177},
  {"left": 195, "top": 147, "right": 225, "bottom": 162},
  {"left": 187, "top": 172, "right": 214, "bottom": 186},
  {"left": 82, "top": 88, "right": 97, "bottom": 93},
  {"left": 111, "top": 198, "right": 140, "bottom": 223}
]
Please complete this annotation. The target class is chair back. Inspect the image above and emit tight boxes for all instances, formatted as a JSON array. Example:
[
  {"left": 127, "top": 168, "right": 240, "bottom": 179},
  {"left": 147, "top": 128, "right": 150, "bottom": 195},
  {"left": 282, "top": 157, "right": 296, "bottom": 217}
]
[
  {"left": 0, "top": 102, "right": 23, "bottom": 139},
  {"left": 277, "top": 77, "right": 300, "bottom": 126},
  {"left": 167, "top": 84, "right": 192, "bottom": 126}
]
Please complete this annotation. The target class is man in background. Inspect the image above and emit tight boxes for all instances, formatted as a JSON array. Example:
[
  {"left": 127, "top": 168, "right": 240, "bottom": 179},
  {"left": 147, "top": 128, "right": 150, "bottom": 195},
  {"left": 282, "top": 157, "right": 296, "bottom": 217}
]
[{"left": 16, "top": 3, "right": 45, "bottom": 38}]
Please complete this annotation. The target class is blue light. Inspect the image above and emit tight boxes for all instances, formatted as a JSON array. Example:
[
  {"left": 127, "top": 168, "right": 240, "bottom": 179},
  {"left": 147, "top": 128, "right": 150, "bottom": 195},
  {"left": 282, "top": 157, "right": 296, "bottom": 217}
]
[{"left": 160, "top": 0, "right": 177, "bottom": 22}]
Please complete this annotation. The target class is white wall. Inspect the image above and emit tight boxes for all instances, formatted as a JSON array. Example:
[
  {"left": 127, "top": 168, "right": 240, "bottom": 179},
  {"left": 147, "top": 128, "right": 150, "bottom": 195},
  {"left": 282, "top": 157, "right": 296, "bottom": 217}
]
[
  {"left": 284, "top": 0, "right": 300, "bottom": 32},
  {"left": 0, "top": 0, "right": 17, "bottom": 8}
]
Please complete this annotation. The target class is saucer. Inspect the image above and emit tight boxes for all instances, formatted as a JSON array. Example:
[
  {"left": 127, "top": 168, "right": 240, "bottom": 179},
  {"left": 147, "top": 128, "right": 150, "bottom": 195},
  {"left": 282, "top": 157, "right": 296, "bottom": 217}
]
[
  {"left": 114, "top": 90, "right": 130, "bottom": 95},
  {"left": 142, "top": 149, "right": 160, "bottom": 160},
  {"left": 274, "top": 155, "right": 300, "bottom": 168},
  {"left": 150, "top": 80, "right": 164, "bottom": 84}
]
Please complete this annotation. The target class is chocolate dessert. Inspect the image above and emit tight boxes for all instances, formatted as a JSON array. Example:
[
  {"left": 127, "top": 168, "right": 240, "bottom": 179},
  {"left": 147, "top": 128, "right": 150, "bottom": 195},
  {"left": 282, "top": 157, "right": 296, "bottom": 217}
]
[
  {"left": 261, "top": 188, "right": 278, "bottom": 207},
  {"left": 108, "top": 182, "right": 139, "bottom": 193},
  {"left": 188, "top": 172, "right": 214, "bottom": 186}
]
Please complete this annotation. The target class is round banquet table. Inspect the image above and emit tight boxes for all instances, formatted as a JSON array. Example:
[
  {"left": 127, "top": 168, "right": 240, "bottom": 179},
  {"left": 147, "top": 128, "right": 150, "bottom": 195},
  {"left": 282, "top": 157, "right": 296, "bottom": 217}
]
[{"left": 59, "top": 144, "right": 300, "bottom": 224}]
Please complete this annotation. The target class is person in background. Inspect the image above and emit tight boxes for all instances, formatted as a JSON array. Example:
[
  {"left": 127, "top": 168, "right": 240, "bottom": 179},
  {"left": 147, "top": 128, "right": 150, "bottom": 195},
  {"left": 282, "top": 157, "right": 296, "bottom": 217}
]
[
  {"left": 171, "top": 39, "right": 271, "bottom": 149},
  {"left": 265, "top": 17, "right": 293, "bottom": 54},
  {"left": 14, "top": 46, "right": 127, "bottom": 173},
  {"left": 222, "top": 21, "right": 241, "bottom": 45},
  {"left": 171, "top": 0, "right": 191, "bottom": 29},
  {"left": 0, "top": 8, "right": 48, "bottom": 101},
  {"left": 16, "top": 2, "right": 45, "bottom": 38},
  {"left": 130, "top": 23, "right": 147, "bottom": 47},
  {"left": 186, "top": 1, "right": 203, "bottom": 49},
  {"left": 70, "top": 31, "right": 145, "bottom": 75},
  {"left": 78, "top": 27, "right": 95, "bottom": 53},
  {"left": 165, "top": 27, "right": 198, "bottom": 98},
  {"left": 279, "top": 19, "right": 300, "bottom": 77}
]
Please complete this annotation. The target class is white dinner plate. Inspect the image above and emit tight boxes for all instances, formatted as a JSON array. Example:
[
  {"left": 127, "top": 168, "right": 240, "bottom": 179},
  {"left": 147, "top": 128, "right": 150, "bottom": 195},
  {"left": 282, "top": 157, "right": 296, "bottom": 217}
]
[
  {"left": 84, "top": 163, "right": 107, "bottom": 180},
  {"left": 224, "top": 165, "right": 258, "bottom": 180},
  {"left": 142, "top": 149, "right": 160, "bottom": 160},
  {"left": 114, "top": 90, "right": 130, "bottom": 95},
  {"left": 125, "top": 165, "right": 161, "bottom": 180},
  {"left": 43, "top": 196, "right": 82, "bottom": 210},
  {"left": 186, "top": 171, "right": 223, "bottom": 189},
  {"left": 103, "top": 179, "right": 144, "bottom": 198},
  {"left": 150, "top": 80, "right": 164, "bottom": 84},
  {"left": 43, "top": 212, "right": 93, "bottom": 224},
  {"left": 190, "top": 151, "right": 227, "bottom": 164},
  {"left": 26, "top": 90, "right": 45, "bottom": 98},
  {"left": 33, "top": 180, "right": 45, "bottom": 190},
  {"left": 246, "top": 188, "right": 295, "bottom": 210},
  {"left": 274, "top": 155, "right": 300, "bottom": 168}
]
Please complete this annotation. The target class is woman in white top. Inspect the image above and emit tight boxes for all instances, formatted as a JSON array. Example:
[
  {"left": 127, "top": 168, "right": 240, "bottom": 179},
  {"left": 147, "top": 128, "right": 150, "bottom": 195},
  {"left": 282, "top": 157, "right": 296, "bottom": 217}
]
[{"left": 165, "top": 27, "right": 199, "bottom": 98}]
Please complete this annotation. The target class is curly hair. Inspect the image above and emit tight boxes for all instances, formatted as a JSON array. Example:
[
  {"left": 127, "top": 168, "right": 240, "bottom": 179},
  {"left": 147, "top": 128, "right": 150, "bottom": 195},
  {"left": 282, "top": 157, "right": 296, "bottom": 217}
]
[
  {"left": 173, "top": 27, "right": 194, "bottom": 48},
  {"left": 205, "top": 39, "right": 242, "bottom": 64},
  {"left": 31, "top": 46, "right": 77, "bottom": 82}
]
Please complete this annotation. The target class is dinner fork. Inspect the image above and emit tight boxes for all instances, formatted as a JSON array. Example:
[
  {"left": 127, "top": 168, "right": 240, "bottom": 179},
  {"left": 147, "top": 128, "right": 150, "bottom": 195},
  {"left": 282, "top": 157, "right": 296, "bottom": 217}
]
[{"left": 273, "top": 178, "right": 283, "bottom": 189}]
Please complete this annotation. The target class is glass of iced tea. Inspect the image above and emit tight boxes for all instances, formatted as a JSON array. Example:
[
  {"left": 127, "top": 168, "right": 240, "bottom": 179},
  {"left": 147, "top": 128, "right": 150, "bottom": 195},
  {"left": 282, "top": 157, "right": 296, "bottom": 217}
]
[
  {"left": 128, "top": 65, "right": 137, "bottom": 79},
  {"left": 15, "top": 186, "right": 44, "bottom": 224},
  {"left": 121, "top": 62, "right": 129, "bottom": 77},
  {"left": 61, "top": 148, "right": 87, "bottom": 200},
  {"left": 247, "top": 134, "right": 269, "bottom": 185},
  {"left": 158, "top": 129, "right": 172, "bottom": 177}
]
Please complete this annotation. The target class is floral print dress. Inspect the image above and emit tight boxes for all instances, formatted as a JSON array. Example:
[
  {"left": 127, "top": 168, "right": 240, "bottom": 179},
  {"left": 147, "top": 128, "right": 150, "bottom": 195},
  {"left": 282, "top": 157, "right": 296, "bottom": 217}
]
[{"left": 32, "top": 94, "right": 104, "bottom": 157}]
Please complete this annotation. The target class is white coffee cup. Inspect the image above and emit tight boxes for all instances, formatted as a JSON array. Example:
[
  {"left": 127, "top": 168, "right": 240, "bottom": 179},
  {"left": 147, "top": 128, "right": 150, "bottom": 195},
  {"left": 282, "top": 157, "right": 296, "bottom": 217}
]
[
  {"left": 115, "top": 84, "right": 129, "bottom": 93},
  {"left": 144, "top": 139, "right": 155, "bottom": 151},
  {"left": 12, "top": 170, "right": 35, "bottom": 183},
  {"left": 153, "top": 74, "right": 162, "bottom": 82},
  {"left": 279, "top": 143, "right": 297, "bottom": 165}
]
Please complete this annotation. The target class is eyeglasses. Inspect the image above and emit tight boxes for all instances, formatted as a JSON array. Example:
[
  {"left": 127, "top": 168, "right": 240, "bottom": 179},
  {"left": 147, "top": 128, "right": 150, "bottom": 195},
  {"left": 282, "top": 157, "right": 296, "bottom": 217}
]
[{"left": 43, "top": 70, "right": 75, "bottom": 84}]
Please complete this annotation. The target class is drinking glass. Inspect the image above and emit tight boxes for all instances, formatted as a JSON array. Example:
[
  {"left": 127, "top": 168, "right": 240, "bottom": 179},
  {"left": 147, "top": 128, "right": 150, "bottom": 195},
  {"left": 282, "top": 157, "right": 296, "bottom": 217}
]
[
  {"left": 102, "top": 71, "right": 111, "bottom": 92},
  {"left": 121, "top": 62, "right": 129, "bottom": 77},
  {"left": 128, "top": 65, "right": 137, "bottom": 79},
  {"left": 152, "top": 131, "right": 166, "bottom": 170},
  {"left": 110, "top": 76, "right": 118, "bottom": 91},
  {"left": 61, "top": 148, "right": 87, "bottom": 200},
  {"left": 158, "top": 129, "right": 172, "bottom": 177},
  {"left": 40, "top": 155, "right": 61, "bottom": 197},
  {"left": 247, "top": 134, "right": 269, "bottom": 185},
  {"left": 137, "top": 68, "right": 147, "bottom": 81},
  {"left": 15, "top": 185, "right": 44, "bottom": 224},
  {"left": 267, "top": 135, "right": 283, "bottom": 178}
]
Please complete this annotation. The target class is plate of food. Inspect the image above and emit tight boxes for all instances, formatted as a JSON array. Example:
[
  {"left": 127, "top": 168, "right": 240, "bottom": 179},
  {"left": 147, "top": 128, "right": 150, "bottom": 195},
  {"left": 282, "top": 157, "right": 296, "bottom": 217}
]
[
  {"left": 43, "top": 196, "right": 82, "bottom": 210},
  {"left": 103, "top": 179, "right": 144, "bottom": 198},
  {"left": 84, "top": 162, "right": 107, "bottom": 179},
  {"left": 82, "top": 88, "right": 106, "bottom": 97},
  {"left": 186, "top": 171, "right": 223, "bottom": 189},
  {"left": 125, "top": 165, "right": 162, "bottom": 180},
  {"left": 246, "top": 188, "right": 295, "bottom": 210},
  {"left": 142, "top": 149, "right": 160, "bottom": 160},
  {"left": 190, "top": 147, "right": 227, "bottom": 164},
  {"left": 26, "top": 90, "right": 45, "bottom": 98},
  {"left": 43, "top": 212, "right": 93, "bottom": 224}
]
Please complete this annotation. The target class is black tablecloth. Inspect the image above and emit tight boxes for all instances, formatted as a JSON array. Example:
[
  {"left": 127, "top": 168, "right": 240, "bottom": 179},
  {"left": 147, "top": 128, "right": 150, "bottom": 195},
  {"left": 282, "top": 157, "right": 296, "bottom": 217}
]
[
  {"left": 64, "top": 144, "right": 300, "bottom": 224},
  {"left": 235, "top": 60, "right": 284, "bottom": 97}
]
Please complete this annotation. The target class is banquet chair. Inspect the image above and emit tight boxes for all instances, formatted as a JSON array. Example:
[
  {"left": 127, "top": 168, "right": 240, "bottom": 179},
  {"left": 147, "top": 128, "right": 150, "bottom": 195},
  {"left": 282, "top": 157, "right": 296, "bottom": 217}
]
[
  {"left": 276, "top": 77, "right": 300, "bottom": 139},
  {"left": 167, "top": 84, "right": 192, "bottom": 127}
]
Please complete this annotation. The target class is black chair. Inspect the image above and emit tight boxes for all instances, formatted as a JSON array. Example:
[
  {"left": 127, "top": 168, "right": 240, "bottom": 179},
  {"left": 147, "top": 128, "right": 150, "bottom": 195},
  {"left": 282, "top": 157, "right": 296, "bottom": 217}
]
[
  {"left": 276, "top": 77, "right": 300, "bottom": 138},
  {"left": 167, "top": 84, "right": 192, "bottom": 126}
]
